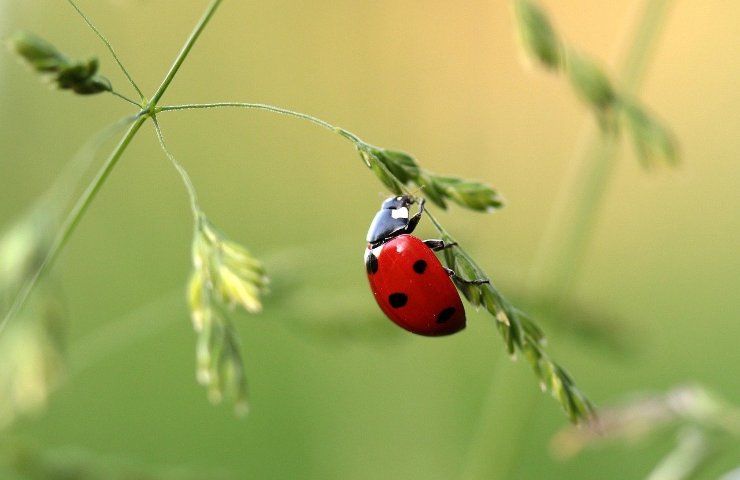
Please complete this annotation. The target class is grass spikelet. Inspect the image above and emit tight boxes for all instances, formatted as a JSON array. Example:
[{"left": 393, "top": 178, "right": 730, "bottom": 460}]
[
  {"left": 564, "top": 48, "right": 617, "bottom": 114},
  {"left": 186, "top": 217, "right": 267, "bottom": 414},
  {"left": 512, "top": 0, "right": 679, "bottom": 166},
  {"left": 8, "top": 31, "right": 111, "bottom": 95},
  {"left": 360, "top": 145, "right": 503, "bottom": 213},
  {"left": 621, "top": 98, "right": 679, "bottom": 167},
  {"left": 514, "top": 0, "right": 562, "bottom": 69}
]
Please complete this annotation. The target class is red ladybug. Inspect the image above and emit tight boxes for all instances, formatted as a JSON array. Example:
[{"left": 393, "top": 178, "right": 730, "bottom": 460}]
[{"left": 365, "top": 195, "right": 488, "bottom": 336}]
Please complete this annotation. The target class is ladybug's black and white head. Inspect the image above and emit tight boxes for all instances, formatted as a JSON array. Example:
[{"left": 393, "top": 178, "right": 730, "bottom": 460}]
[
  {"left": 380, "top": 195, "right": 415, "bottom": 210},
  {"left": 366, "top": 195, "right": 417, "bottom": 246}
]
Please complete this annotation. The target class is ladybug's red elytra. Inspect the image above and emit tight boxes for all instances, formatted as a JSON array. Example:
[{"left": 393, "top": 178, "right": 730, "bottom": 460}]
[{"left": 365, "top": 195, "right": 488, "bottom": 336}]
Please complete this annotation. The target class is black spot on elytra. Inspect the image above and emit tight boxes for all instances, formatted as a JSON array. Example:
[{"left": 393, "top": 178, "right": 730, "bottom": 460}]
[
  {"left": 388, "top": 293, "right": 408, "bottom": 308},
  {"left": 366, "top": 252, "right": 378, "bottom": 274},
  {"left": 436, "top": 307, "right": 456, "bottom": 323},
  {"left": 412, "top": 259, "right": 427, "bottom": 274}
]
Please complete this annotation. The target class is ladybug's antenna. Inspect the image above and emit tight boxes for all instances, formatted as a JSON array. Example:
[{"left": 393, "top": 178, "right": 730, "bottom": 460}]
[{"left": 408, "top": 185, "right": 425, "bottom": 202}]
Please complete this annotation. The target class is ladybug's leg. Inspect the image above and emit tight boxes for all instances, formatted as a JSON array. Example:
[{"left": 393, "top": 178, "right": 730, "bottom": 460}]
[
  {"left": 443, "top": 267, "right": 490, "bottom": 285},
  {"left": 423, "top": 239, "right": 458, "bottom": 251},
  {"left": 402, "top": 198, "right": 426, "bottom": 235}
]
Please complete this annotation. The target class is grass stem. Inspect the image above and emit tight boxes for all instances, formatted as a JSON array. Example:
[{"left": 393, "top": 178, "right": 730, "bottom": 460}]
[
  {"left": 157, "top": 102, "right": 344, "bottom": 136},
  {"left": 149, "top": 0, "right": 224, "bottom": 107}
]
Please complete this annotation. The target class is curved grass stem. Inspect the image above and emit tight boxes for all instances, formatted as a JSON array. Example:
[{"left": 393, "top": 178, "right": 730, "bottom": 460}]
[
  {"left": 151, "top": 117, "right": 202, "bottom": 218},
  {"left": 157, "top": 102, "right": 361, "bottom": 141},
  {"left": 65, "top": 0, "right": 145, "bottom": 100},
  {"left": 109, "top": 89, "right": 141, "bottom": 107}
]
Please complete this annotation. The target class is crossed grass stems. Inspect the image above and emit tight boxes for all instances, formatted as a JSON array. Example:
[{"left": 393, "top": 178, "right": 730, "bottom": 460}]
[{"left": 4, "top": 0, "right": 595, "bottom": 422}]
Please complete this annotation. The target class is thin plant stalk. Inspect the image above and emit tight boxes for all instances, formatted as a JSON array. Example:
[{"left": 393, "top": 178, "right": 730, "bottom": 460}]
[
  {"left": 149, "top": 0, "right": 223, "bottom": 107},
  {"left": 151, "top": 117, "right": 201, "bottom": 218},
  {"left": 156, "top": 102, "right": 361, "bottom": 141},
  {"left": 460, "top": 1, "right": 674, "bottom": 479},
  {"left": 0, "top": 115, "right": 147, "bottom": 335},
  {"left": 109, "top": 90, "right": 141, "bottom": 107}
]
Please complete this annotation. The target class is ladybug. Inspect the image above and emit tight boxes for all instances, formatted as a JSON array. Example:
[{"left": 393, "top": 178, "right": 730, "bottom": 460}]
[{"left": 364, "top": 195, "right": 488, "bottom": 336}]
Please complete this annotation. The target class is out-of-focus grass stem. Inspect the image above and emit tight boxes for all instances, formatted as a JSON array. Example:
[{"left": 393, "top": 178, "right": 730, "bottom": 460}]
[
  {"left": 531, "top": 0, "right": 674, "bottom": 303},
  {"left": 461, "top": 1, "right": 675, "bottom": 479}
]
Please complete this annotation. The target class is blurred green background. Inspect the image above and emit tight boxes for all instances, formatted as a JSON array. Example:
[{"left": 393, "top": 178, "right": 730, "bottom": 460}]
[{"left": 1, "top": 0, "right": 738, "bottom": 478}]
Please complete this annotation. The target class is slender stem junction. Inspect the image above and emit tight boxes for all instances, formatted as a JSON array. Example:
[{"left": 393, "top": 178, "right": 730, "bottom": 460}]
[{"left": 2, "top": 0, "right": 226, "bottom": 332}]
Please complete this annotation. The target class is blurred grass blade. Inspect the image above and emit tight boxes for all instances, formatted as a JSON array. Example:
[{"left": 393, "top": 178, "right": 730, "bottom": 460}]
[
  {"left": 565, "top": 48, "right": 617, "bottom": 113},
  {"left": 646, "top": 428, "right": 711, "bottom": 480},
  {"left": 0, "top": 213, "right": 55, "bottom": 307},
  {"left": 0, "top": 288, "right": 66, "bottom": 431},
  {"left": 551, "top": 385, "right": 740, "bottom": 459},
  {"left": 514, "top": 0, "right": 562, "bottom": 69},
  {"left": 0, "top": 438, "right": 234, "bottom": 480},
  {"left": 621, "top": 98, "right": 679, "bottom": 166}
]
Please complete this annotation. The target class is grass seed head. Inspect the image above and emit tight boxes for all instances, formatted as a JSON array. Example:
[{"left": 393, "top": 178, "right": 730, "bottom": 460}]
[
  {"left": 8, "top": 31, "right": 111, "bottom": 95},
  {"left": 186, "top": 216, "right": 266, "bottom": 415}
]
